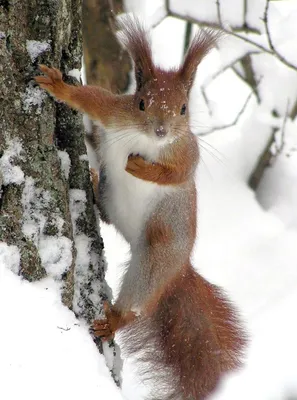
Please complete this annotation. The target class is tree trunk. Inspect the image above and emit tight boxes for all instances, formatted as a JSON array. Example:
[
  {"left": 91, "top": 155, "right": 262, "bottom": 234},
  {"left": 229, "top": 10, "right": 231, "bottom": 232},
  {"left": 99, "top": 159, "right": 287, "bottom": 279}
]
[
  {"left": 82, "top": 0, "right": 131, "bottom": 90},
  {"left": 81, "top": 0, "right": 130, "bottom": 385},
  {"left": 0, "top": 0, "right": 109, "bottom": 339}
]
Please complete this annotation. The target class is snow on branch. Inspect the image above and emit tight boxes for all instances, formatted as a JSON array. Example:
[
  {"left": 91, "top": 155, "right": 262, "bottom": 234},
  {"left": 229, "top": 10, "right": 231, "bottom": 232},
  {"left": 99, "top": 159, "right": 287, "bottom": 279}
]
[
  {"left": 263, "top": 0, "right": 297, "bottom": 71},
  {"left": 157, "top": 0, "right": 261, "bottom": 34},
  {"left": 160, "top": 0, "right": 297, "bottom": 73},
  {"left": 198, "top": 90, "right": 254, "bottom": 136},
  {"left": 273, "top": 100, "right": 290, "bottom": 158}
]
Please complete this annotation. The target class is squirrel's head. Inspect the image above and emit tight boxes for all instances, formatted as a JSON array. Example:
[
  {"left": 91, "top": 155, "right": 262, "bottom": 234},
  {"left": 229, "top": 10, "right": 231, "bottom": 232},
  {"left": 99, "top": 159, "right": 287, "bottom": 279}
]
[{"left": 119, "top": 18, "right": 219, "bottom": 143}]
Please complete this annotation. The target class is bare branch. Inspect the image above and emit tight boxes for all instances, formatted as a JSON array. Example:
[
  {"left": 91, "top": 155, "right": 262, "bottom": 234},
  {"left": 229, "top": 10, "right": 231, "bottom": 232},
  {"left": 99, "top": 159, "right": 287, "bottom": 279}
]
[
  {"left": 200, "top": 51, "right": 260, "bottom": 111},
  {"left": 204, "top": 52, "right": 258, "bottom": 86},
  {"left": 238, "top": 54, "right": 261, "bottom": 102},
  {"left": 165, "top": 0, "right": 260, "bottom": 33},
  {"left": 243, "top": 0, "right": 248, "bottom": 28},
  {"left": 231, "top": 64, "right": 245, "bottom": 80},
  {"left": 170, "top": 9, "right": 267, "bottom": 48},
  {"left": 263, "top": 0, "right": 297, "bottom": 71},
  {"left": 183, "top": 21, "right": 193, "bottom": 55},
  {"left": 201, "top": 85, "right": 214, "bottom": 117},
  {"left": 197, "top": 90, "right": 254, "bottom": 136},
  {"left": 248, "top": 129, "right": 276, "bottom": 190},
  {"left": 216, "top": 0, "right": 223, "bottom": 27},
  {"left": 57, "top": 326, "right": 71, "bottom": 331},
  {"left": 248, "top": 103, "right": 291, "bottom": 189},
  {"left": 290, "top": 98, "right": 297, "bottom": 120},
  {"left": 162, "top": 0, "right": 297, "bottom": 74},
  {"left": 274, "top": 100, "right": 290, "bottom": 157},
  {"left": 168, "top": 8, "right": 264, "bottom": 39},
  {"left": 166, "top": 5, "right": 297, "bottom": 72}
]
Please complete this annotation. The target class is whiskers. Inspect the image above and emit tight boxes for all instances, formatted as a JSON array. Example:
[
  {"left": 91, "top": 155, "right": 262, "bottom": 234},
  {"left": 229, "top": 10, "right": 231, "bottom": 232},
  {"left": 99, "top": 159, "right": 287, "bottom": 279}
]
[
  {"left": 103, "top": 131, "right": 139, "bottom": 155},
  {"left": 171, "top": 124, "right": 228, "bottom": 172},
  {"left": 101, "top": 122, "right": 144, "bottom": 154}
]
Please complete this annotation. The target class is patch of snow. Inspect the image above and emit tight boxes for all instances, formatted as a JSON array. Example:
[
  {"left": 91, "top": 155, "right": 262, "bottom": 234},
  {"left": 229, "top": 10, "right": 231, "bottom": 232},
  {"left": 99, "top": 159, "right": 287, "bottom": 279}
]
[
  {"left": 0, "top": 267, "right": 123, "bottom": 400},
  {"left": 170, "top": 0, "right": 217, "bottom": 24},
  {"left": 22, "top": 84, "right": 47, "bottom": 114},
  {"left": 257, "top": 119, "right": 297, "bottom": 230},
  {"left": 0, "top": 139, "right": 25, "bottom": 185},
  {"left": 26, "top": 40, "right": 51, "bottom": 62},
  {"left": 22, "top": 177, "right": 50, "bottom": 243},
  {"left": 124, "top": 0, "right": 165, "bottom": 26},
  {"left": 68, "top": 68, "right": 81, "bottom": 82},
  {"left": 57, "top": 150, "right": 71, "bottom": 180},
  {"left": 21, "top": 176, "right": 71, "bottom": 278},
  {"left": 69, "top": 189, "right": 103, "bottom": 315},
  {"left": 148, "top": 97, "right": 155, "bottom": 108},
  {"left": 39, "top": 236, "right": 72, "bottom": 279},
  {"left": 79, "top": 154, "right": 89, "bottom": 162},
  {"left": 0, "top": 243, "right": 21, "bottom": 275}
]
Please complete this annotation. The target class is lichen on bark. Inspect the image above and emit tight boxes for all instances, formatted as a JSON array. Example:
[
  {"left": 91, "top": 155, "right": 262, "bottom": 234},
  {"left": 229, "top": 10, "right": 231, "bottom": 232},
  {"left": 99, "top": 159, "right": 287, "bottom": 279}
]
[{"left": 0, "top": 0, "right": 108, "bottom": 316}]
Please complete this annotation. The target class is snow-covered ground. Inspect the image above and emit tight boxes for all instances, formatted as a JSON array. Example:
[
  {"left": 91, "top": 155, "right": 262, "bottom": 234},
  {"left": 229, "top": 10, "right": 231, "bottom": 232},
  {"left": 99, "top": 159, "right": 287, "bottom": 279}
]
[
  {"left": 0, "top": 265, "right": 122, "bottom": 400},
  {"left": 1, "top": 0, "right": 297, "bottom": 399}
]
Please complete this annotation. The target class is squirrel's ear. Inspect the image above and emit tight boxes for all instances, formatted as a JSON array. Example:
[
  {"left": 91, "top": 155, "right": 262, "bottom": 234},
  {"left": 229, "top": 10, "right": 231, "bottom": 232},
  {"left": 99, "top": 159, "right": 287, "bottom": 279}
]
[
  {"left": 117, "top": 17, "right": 155, "bottom": 91},
  {"left": 179, "top": 29, "right": 220, "bottom": 94}
]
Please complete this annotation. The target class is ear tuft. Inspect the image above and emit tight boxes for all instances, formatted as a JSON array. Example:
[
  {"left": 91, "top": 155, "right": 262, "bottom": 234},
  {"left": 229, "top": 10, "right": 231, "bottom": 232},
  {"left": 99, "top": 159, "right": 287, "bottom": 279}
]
[
  {"left": 179, "top": 29, "right": 221, "bottom": 93},
  {"left": 117, "top": 16, "right": 155, "bottom": 91}
]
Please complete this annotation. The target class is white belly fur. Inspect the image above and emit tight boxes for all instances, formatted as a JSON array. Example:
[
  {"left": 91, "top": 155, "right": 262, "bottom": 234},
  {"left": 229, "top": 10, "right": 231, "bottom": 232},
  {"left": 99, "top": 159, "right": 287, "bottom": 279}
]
[{"left": 100, "top": 129, "right": 172, "bottom": 244}]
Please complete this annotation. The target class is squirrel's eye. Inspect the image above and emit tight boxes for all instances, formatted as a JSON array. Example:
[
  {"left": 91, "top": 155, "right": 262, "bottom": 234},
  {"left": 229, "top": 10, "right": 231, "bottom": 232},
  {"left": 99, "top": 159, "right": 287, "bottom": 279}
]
[
  {"left": 139, "top": 99, "right": 145, "bottom": 111},
  {"left": 180, "top": 104, "right": 187, "bottom": 115}
]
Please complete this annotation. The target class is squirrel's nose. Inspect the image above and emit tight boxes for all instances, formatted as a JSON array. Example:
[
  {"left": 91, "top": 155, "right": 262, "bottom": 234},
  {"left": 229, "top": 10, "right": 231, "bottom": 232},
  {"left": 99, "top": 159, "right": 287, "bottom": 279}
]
[{"left": 155, "top": 125, "right": 167, "bottom": 137}]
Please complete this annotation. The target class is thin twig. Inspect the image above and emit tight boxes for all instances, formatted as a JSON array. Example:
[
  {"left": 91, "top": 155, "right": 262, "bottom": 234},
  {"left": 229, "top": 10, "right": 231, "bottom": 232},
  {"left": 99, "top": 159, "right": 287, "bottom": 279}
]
[
  {"left": 263, "top": 0, "right": 297, "bottom": 71},
  {"left": 151, "top": 14, "right": 166, "bottom": 28},
  {"left": 238, "top": 54, "right": 261, "bottom": 102},
  {"left": 166, "top": 0, "right": 260, "bottom": 34},
  {"left": 216, "top": 0, "right": 223, "bottom": 26},
  {"left": 274, "top": 99, "right": 290, "bottom": 156},
  {"left": 198, "top": 90, "right": 254, "bottom": 136},
  {"left": 231, "top": 64, "right": 245, "bottom": 80},
  {"left": 165, "top": 6, "right": 297, "bottom": 72},
  {"left": 200, "top": 52, "right": 259, "bottom": 113},
  {"left": 183, "top": 22, "right": 193, "bottom": 56},
  {"left": 201, "top": 86, "right": 213, "bottom": 117},
  {"left": 171, "top": 9, "right": 268, "bottom": 50},
  {"left": 203, "top": 52, "right": 258, "bottom": 86},
  {"left": 290, "top": 98, "right": 297, "bottom": 120},
  {"left": 57, "top": 326, "right": 71, "bottom": 331},
  {"left": 243, "top": 0, "right": 248, "bottom": 28}
]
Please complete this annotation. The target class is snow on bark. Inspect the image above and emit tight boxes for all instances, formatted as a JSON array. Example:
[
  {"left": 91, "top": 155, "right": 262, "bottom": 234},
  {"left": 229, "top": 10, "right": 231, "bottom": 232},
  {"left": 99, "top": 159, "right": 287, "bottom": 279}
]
[
  {"left": 0, "top": 139, "right": 25, "bottom": 185},
  {"left": 26, "top": 40, "right": 51, "bottom": 62}
]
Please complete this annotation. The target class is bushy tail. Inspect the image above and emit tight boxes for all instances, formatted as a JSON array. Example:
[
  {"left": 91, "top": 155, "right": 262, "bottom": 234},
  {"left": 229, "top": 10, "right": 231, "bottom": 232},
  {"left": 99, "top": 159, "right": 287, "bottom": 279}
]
[{"left": 120, "top": 264, "right": 246, "bottom": 400}]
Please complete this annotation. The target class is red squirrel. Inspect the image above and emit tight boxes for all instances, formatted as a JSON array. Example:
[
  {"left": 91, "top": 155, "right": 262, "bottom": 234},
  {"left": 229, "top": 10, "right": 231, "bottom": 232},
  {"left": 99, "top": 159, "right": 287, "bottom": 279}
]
[{"left": 36, "top": 18, "right": 246, "bottom": 400}]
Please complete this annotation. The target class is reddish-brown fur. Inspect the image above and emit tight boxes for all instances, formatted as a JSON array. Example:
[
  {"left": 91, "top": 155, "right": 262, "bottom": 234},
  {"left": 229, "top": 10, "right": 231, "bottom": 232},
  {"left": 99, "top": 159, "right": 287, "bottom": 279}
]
[
  {"left": 93, "top": 302, "right": 136, "bottom": 340},
  {"left": 36, "top": 65, "right": 133, "bottom": 126},
  {"left": 126, "top": 133, "right": 199, "bottom": 185},
  {"left": 146, "top": 219, "right": 174, "bottom": 247},
  {"left": 36, "top": 18, "right": 246, "bottom": 400},
  {"left": 126, "top": 264, "right": 246, "bottom": 400}
]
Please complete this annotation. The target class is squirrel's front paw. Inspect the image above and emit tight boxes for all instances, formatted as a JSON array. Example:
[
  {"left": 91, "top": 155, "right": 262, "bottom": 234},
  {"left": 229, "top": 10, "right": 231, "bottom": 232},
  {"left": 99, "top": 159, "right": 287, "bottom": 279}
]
[
  {"left": 35, "top": 65, "right": 67, "bottom": 99},
  {"left": 91, "top": 302, "right": 121, "bottom": 341},
  {"left": 126, "top": 154, "right": 162, "bottom": 182},
  {"left": 126, "top": 154, "right": 155, "bottom": 175},
  {"left": 126, "top": 154, "right": 147, "bottom": 172}
]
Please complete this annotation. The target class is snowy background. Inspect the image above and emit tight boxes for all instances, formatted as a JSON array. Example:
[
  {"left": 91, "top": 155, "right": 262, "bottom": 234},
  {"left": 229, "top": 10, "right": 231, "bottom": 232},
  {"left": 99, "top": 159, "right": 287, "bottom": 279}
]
[{"left": 1, "top": 0, "right": 297, "bottom": 399}]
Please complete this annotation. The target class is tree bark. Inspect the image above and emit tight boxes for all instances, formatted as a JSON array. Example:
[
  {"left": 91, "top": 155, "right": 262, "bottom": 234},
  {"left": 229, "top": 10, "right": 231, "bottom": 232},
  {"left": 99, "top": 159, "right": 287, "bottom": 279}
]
[
  {"left": 0, "top": 0, "right": 108, "bottom": 327},
  {"left": 81, "top": 0, "right": 130, "bottom": 385},
  {"left": 82, "top": 0, "right": 131, "bottom": 90}
]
